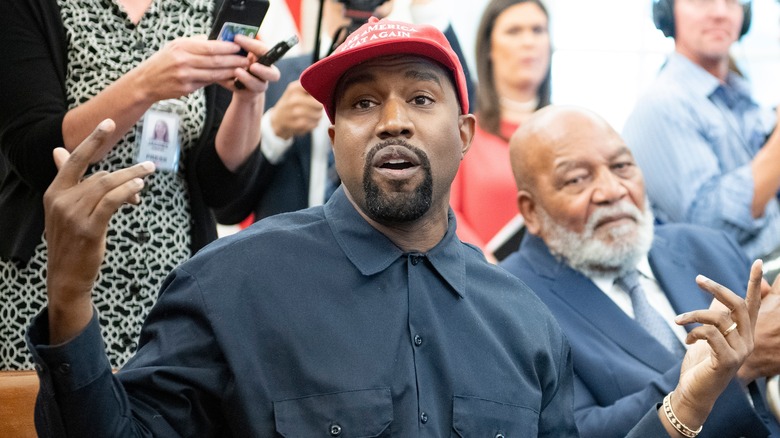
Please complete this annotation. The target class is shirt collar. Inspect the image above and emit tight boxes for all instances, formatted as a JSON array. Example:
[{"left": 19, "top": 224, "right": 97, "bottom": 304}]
[
  {"left": 589, "top": 255, "right": 655, "bottom": 295},
  {"left": 323, "top": 188, "right": 467, "bottom": 298},
  {"left": 665, "top": 52, "right": 753, "bottom": 101}
]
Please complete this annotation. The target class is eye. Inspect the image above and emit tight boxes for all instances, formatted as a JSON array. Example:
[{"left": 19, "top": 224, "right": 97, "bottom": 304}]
[
  {"left": 532, "top": 25, "right": 547, "bottom": 35},
  {"left": 612, "top": 161, "right": 635, "bottom": 175},
  {"left": 353, "top": 99, "right": 377, "bottom": 110},
  {"left": 411, "top": 95, "right": 434, "bottom": 106}
]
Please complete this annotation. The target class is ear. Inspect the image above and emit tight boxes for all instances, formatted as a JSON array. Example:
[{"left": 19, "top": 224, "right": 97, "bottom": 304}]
[
  {"left": 328, "top": 125, "right": 336, "bottom": 145},
  {"left": 517, "top": 189, "right": 542, "bottom": 236},
  {"left": 458, "top": 114, "right": 476, "bottom": 159}
]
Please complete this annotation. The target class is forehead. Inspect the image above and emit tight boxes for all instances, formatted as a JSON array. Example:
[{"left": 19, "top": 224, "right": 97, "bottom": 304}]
[
  {"left": 539, "top": 117, "right": 629, "bottom": 169},
  {"left": 495, "top": 2, "right": 548, "bottom": 28},
  {"left": 336, "top": 55, "right": 453, "bottom": 93}
]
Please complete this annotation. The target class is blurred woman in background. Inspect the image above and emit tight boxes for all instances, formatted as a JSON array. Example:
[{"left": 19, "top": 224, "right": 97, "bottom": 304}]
[{"left": 451, "top": 0, "right": 551, "bottom": 260}]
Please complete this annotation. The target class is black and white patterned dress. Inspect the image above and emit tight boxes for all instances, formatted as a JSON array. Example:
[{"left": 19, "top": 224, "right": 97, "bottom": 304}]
[{"left": 0, "top": 0, "right": 214, "bottom": 369}]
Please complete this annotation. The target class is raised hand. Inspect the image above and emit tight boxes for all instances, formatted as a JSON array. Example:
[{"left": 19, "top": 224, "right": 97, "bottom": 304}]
[
  {"left": 269, "top": 80, "right": 324, "bottom": 140},
  {"left": 661, "top": 260, "right": 763, "bottom": 435},
  {"left": 44, "top": 119, "right": 155, "bottom": 344},
  {"left": 738, "top": 272, "right": 780, "bottom": 382}
]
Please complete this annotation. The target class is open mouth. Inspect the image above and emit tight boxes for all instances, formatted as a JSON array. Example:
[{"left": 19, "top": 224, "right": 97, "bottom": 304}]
[{"left": 371, "top": 145, "right": 421, "bottom": 178}]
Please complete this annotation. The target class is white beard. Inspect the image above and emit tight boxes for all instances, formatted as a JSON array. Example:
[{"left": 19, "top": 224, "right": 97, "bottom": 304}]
[{"left": 538, "top": 200, "right": 655, "bottom": 278}]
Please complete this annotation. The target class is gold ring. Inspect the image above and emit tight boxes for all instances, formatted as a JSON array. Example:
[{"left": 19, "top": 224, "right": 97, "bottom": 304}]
[{"left": 722, "top": 321, "right": 738, "bottom": 337}]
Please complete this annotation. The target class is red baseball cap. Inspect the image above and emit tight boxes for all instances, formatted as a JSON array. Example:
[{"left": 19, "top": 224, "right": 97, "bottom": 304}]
[{"left": 300, "top": 17, "right": 470, "bottom": 123}]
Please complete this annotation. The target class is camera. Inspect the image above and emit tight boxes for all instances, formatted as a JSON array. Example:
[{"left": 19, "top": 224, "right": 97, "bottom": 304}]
[
  {"left": 337, "top": 0, "right": 389, "bottom": 30},
  {"left": 337, "top": 0, "right": 388, "bottom": 14}
]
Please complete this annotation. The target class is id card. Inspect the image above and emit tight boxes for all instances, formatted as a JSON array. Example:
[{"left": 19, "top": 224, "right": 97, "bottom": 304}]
[{"left": 136, "top": 101, "right": 183, "bottom": 172}]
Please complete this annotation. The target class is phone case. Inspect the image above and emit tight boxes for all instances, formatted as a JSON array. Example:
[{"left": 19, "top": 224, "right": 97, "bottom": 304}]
[{"left": 208, "top": 0, "right": 270, "bottom": 40}]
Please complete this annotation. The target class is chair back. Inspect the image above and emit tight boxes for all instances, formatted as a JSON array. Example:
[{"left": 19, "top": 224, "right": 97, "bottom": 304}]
[{"left": 0, "top": 371, "right": 39, "bottom": 437}]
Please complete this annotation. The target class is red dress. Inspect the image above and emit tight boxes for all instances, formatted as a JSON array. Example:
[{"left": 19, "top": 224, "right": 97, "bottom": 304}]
[{"left": 451, "top": 119, "right": 521, "bottom": 252}]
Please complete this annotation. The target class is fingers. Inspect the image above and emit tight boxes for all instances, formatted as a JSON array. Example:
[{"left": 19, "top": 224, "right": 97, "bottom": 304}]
[
  {"left": 744, "top": 260, "right": 764, "bottom": 323},
  {"left": 50, "top": 119, "right": 116, "bottom": 188},
  {"left": 86, "top": 162, "right": 155, "bottom": 223}
]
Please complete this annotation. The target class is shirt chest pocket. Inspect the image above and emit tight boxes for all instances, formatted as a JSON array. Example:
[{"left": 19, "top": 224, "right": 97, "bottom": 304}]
[
  {"left": 451, "top": 395, "right": 539, "bottom": 438},
  {"left": 273, "top": 388, "right": 393, "bottom": 437}
]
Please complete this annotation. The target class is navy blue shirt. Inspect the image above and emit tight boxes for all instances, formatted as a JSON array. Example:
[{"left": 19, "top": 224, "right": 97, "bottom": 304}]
[{"left": 28, "top": 188, "right": 581, "bottom": 436}]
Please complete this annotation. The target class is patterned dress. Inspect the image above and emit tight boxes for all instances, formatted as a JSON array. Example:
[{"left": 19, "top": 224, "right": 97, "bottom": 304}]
[{"left": 0, "top": 0, "right": 214, "bottom": 369}]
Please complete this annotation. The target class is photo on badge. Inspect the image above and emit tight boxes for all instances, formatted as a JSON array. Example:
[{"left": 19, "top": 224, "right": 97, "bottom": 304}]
[{"left": 137, "top": 110, "right": 180, "bottom": 172}]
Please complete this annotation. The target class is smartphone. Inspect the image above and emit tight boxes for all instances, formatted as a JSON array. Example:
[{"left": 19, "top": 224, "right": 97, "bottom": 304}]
[
  {"left": 234, "top": 35, "right": 299, "bottom": 89},
  {"left": 208, "top": 0, "right": 270, "bottom": 42}
]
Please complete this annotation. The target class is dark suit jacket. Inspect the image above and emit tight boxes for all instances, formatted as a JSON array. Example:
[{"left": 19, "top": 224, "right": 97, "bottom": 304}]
[
  {"left": 500, "top": 223, "right": 779, "bottom": 438},
  {"left": 215, "top": 25, "right": 475, "bottom": 224}
]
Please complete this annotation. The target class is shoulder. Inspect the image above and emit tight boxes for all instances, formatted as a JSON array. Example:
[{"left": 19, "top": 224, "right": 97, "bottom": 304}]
[{"left": 186, "top": 207, "right": 327, "bottom": 270}]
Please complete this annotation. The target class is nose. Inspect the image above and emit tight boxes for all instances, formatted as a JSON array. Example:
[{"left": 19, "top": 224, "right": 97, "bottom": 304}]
[
  {"left": 375, "top": 97, "right": 414, "bottom": 140},
  {"left": 592, "top": 169, "right": 628, "bottom": 205}
]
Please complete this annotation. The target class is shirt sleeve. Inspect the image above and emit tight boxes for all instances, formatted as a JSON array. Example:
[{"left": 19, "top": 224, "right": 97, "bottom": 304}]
[
  {"left": 26, "top": 268, "right": 229, "bottom": 437},
  {"left": 0, "top": 0, "right": 67, "bottom": 193},
  {"left": 260, "top": 109, "right": 295, "bottom": 164}
]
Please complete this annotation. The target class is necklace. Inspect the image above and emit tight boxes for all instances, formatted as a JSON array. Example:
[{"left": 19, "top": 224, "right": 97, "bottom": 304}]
[{"left": 500, "top": 96, "right": 540, "bottom": 113}]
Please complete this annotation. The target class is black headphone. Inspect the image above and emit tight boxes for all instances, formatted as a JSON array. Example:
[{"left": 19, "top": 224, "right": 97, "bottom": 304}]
[{"left": 652, "top": 0, "right": 752, "bottom": 38}]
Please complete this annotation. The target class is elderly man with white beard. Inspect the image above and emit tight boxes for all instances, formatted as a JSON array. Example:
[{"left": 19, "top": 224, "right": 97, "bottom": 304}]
[{"left": 500, "top": 105, "right": 780, "bottom": 438}]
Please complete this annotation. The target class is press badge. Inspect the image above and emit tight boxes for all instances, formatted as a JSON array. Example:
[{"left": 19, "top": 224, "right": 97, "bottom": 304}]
[{"left": 136, "top": 100, "right": 184, "bottom": 172}]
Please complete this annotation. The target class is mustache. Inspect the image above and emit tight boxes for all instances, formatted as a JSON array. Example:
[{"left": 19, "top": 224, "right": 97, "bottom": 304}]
[
  {"left": 365, "top": 139, "right": 426, "bottom": 163},
  {"left": 584, "top": 202, "right": 643, "bottom": 233}
]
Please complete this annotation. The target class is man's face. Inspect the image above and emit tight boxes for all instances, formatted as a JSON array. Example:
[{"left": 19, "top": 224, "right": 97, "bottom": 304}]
[
  {"left": 520, "top": 113, "right": 652, "bottom": 276},
  {"left": 328, "top": 55, "right": 474, "bottom": 225},
  {"left": 674, "top": 0, "right": 745, "bottom": 64}
]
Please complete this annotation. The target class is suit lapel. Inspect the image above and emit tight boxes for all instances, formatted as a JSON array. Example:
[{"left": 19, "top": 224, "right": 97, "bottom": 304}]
[
  {"left": 648, "top": 233, "right": 712, "bottom": 318},
  {"left": 523, "top": 234, "right": 679, "bottom": 373}
]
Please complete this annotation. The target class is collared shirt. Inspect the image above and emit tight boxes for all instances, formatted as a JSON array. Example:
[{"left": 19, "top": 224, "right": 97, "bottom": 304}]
[
  {"left": 27, "top": 188, "right": 578, "bottom": 437},
  {"left": 589, "top": 258, "right": 689, "bottom": 345},
  {"left": 622, "top": 52, "right": 780, "bottom": 260}
]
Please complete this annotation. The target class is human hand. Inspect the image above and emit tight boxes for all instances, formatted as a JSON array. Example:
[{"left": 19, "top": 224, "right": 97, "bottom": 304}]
[
  {"left": 44, "top": 119, "right": 155, "bottom": 344},
  {"left": 269, "top": 80, "right": 324, "bottom": 140},
  {"left": 224, "top": 35, "right": 282, "bottom": 95},
  {"left": 133, "top": 36, "right": 250, "bottom": 102},
  {"left": 661, "top": 260, "right": 762, "bottom": 433},
  {"left": 738, "top": 273, "right": 780, "bottom": 382}
]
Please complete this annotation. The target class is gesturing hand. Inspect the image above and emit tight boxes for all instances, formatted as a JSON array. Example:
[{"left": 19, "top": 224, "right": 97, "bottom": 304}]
[
  {"left": 44, "top": 119, "right": 155, "bottom": 344},
  {"left": 663, "top": 259, "right": 763, "bottom": 433}
]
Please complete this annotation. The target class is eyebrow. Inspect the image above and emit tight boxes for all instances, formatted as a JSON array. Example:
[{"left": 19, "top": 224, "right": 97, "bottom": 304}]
[{"left": 553, "top": 145, "right": 632, "bottom": 173}]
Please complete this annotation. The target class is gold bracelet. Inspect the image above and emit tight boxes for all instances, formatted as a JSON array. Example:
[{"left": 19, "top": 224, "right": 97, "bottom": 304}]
[{"left": 663, "top": 392, "right": 703, "bottom": 438}]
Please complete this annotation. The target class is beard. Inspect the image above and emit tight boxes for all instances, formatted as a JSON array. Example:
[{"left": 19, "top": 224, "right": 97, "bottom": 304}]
[
  {"left": 362, "top": 141, "right": 433, "bottom": 223},
  {"left": 538, "top": 200, "right": 655, "bottom": 278}
]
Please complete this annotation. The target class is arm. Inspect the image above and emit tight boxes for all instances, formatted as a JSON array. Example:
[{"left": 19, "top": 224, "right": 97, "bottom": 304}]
[
  {"left": 32, "top": 121, "right": 227, "bottom": 436},
  {"left": 749, "top": 106, "right": 780, "bottom": 217}
]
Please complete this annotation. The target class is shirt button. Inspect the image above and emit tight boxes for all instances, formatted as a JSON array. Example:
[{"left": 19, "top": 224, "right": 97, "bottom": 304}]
[
  {"left": 329, "top": 424, "right": 342, "bottom": 436},
  {"left": 57, "top": 363, "right": 71, "bottom": 375},
  {"left": 413, "top": 334, "right": 423, "bottom": 346},
  {"left": 496, "top": 434, "right": 505, "bottom": 438},
  {"left": 420, "top": 411, "right": 428, "bottom": 424},
  {"left": 133, "top": 41, "right": 145, "bottom": 51},
  {"left": 411, "top": 255, "right": 421, "bottom": 265},
  {"left": 136, "top": 231, "right": 151, "bottom": 244}
]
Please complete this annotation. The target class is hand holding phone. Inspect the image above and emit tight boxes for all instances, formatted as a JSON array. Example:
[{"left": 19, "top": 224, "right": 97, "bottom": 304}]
[{"left": 234, "top": 35, "right": 299, "bottom": 90}]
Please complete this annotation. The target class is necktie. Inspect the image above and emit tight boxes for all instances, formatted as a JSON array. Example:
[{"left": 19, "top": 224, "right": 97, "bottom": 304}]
[
  {"left": 615, "top": 270, "right": 686, "bottom": 357},
  {"left": 324, "top": 148, "right": 340, "bottom": 201}
]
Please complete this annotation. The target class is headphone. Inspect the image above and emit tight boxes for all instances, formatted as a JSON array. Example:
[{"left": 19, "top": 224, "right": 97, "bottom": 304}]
[{"left": 652, "top": 0, "right": 752, "bottom": 38}]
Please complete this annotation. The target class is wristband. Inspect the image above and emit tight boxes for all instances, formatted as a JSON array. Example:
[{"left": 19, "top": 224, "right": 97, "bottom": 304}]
[{"left": 663, "top": 392, "right": 703, "bottom": 438}]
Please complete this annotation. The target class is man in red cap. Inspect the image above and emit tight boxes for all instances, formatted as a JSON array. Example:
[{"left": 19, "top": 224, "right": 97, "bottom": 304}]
[{"left": 28, "top": 17, "right": 761, "bottom": 437}]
